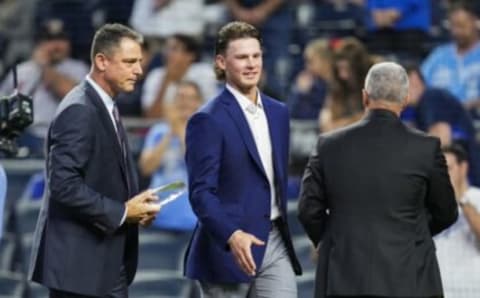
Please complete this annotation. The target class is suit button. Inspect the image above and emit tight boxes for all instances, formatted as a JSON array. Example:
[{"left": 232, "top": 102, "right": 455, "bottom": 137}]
[{"left": 263, "top": 214, "right": 269, "bottom": 219}]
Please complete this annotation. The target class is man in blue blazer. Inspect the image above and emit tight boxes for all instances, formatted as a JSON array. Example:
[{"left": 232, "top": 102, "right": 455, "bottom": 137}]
[
  {"left": 29, "top": 24, "right": 161, "bottom": 298},
  {"left": 184, "top": 21, "right": 302, "bottom": 297}
]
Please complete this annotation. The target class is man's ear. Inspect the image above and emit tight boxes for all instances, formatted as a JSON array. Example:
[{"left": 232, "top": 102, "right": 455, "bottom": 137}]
[
  {"left": 94, "top": 53, "right": 108, "bottom": 72},
  {"left": 362, "top": 89, "right": 369, "bottom": 108},
  {"left": 215, "top": 54, "right": 226, "bottom": 72},
  {"left": 402, "top": 94, "right": 410, "bottom": 109}
]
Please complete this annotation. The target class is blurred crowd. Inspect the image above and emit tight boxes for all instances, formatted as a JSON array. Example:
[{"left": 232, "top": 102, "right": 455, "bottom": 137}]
[{"left": 1, "top": 0, "right": 480, "bottom": 296}]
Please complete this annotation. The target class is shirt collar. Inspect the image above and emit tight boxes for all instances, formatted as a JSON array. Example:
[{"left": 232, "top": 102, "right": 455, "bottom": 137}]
[
  {"left": 226, "top": 83, "right": 263, "bottom": 113},
  {"left": 86, "top": 75, "right": 115, "bottom": 113}
]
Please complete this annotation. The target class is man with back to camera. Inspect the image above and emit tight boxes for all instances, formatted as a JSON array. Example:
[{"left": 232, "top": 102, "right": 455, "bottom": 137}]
[
  {"left": 184, "top": 21, "right": 302, "bottom": 297},
  {"left": 298, "top": 62, "right": 458, "bottom": 298},
  {"left": 29, "top": 23, "right": 162, "bottom": 298}
]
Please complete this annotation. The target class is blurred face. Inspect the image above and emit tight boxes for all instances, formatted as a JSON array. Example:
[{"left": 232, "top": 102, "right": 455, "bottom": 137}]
[
  {"left": 41, "top": 39, "right": 70, "bottom": 64},
  {"left": 407, "top": 71, "right": 424, "bottom": 104},
  {"left": 336, "top": 59, "right": 351, "bottom": 82},
  {"left": 216, "top": 37, "right": 262, "bottom": 93},
  {"left": 305, "top": 49, "right": 330, "bottom": 79},
  {"left": 449, "top": 9, "right": 478, "bottom": 49},
  {"left": 174, "top": 84, "right": 202, "bottom": 122},
  {"left": 444, "top": 152, "right": 468, "bottom": 190},
  {"left": 97, "top": 37, "right": 143, "bottom": 96},
  {"left": 165, "top": 37, "right": 194, "bottom": 65}
]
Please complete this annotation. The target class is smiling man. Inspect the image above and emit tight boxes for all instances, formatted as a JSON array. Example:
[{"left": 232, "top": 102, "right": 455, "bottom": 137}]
[
  {"left": 29, "top": 24, "right": 162, "bottom": 298},
  {"left": 184, "top": 21, "right": 302, "bottom": 297}
]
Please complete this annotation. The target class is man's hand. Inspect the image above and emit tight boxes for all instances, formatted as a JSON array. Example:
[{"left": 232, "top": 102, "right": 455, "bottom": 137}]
[
  {"left": 227, "top": 230, "right": 265, "bottom": 276},
  {"left": 125, "top": 189, "right": 160, "bottom": 224},
  {"left": 139, "top": 212, "right": 158, "bottom": 227},
  {"left": 296, "top": 71, "right": 314, "bottom": 93},
  {"left": 33, "top": 44, "right": 52, "bottom": 68}
]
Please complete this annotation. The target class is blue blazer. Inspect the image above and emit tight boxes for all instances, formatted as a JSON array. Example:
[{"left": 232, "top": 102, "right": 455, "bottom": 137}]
[
  {"left": 29, "top": 81, "right": 139, "bottom": 296},
  {"left": 184, "top": 88, "right": 301, "bottom": 282}
]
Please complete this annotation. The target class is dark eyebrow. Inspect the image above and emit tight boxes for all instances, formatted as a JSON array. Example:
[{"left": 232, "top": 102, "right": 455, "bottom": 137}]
[{"left": 122, "top": 58, "right": 141, "bottom": 63}]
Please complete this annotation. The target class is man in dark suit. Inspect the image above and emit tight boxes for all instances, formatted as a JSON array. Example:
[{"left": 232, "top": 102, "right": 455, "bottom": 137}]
[
  {"left": 184, "top": 21, "right": 301, "bottom": 297},
  {"left": 298, "top": 62, "right": 459, "bottom": 298},
  {"left": 29, "top": 24, "right": 161, "bottom": 298}
]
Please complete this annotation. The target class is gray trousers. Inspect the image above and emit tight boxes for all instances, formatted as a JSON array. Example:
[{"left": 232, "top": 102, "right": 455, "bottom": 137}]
[{"left": 200, "top": 227, "right": 297, "bottom": 298}]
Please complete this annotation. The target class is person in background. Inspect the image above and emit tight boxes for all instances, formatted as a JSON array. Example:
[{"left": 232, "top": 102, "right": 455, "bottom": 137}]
[
  {"left": 422, "top": 1, "right": 480, "bottom": 112},
  {"left": 435, "top": 145, "right": 480, "bottom": 298},
  {"left": 287, "top": 38, "right": 332, "bottom": 120},
  {"left": 320, "top": 37, "right": 372, "bottom": 132},
  {"left": 365, "top": 0, "right": 430, "bottom": 58},
  {"left": 130, "top": 0, "right": 206, "bottom": 39},
  {"left": 0, "top": 18, "right": 88, "bottom": 157},
  {"left": 404, "top": 64, "right": 480, "bottom": 187},
  {"left": 139, "top": 81, "right": 201, "bottom": 232},
  {"left": 141, "top": 34, "right": 217, "bottom": 118}
]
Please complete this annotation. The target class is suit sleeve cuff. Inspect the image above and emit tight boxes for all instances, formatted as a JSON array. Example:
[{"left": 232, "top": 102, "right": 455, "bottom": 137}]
[{"left": 119, "top": 206, "right": 127, "bottom": 226}]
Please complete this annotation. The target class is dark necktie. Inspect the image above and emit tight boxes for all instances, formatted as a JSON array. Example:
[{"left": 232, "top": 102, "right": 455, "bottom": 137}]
[{"left": 112, "top": 104, "right": 131, "bottom": 195}]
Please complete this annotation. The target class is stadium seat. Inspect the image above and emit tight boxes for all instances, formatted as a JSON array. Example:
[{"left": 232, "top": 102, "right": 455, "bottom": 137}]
[{"left": 0, "top": 270, "right": 26, "bottom": 298}]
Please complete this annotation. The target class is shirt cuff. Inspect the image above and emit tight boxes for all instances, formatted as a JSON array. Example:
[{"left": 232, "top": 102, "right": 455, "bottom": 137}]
[{"left": 119, "top": 206, "right": 127, "bottom": 226}]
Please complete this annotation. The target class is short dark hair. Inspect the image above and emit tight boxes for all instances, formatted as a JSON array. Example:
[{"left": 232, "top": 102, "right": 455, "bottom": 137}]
[
  {"left": 442, "top": 143, "right": 469, "bottom": 164},
  {"left": 214, "top": 21, "right": 262, "bottom": 80},
  {"left": 171, "top": 34, "right": 201, "bottom": 61},
  {"left": 90, "top": 23, "right": 143, "bottom": 62},
  {"left": 448, "top": 0, "right": 478, "bottom": 18}
]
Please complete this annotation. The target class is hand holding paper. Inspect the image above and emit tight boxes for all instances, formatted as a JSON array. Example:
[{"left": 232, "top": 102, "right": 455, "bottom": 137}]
[{"left": 139, "top": 181, "right": 187, "bottom": 227}]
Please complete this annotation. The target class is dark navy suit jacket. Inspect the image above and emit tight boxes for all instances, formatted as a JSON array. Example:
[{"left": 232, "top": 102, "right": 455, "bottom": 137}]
[
  {"left": 29, "top": 81, "right": 139, "bottom": 296},
  {"left": 184, "top": 88, "right": 301, "bottom": 282}
]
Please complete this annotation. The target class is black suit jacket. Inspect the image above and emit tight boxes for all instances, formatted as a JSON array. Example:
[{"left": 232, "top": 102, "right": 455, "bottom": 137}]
[
  {"left": 28, "top": 81, "right": 139, "bottom": 296},
  {"left": 298, "top": 109, "right": 458, "bottom": 298}
]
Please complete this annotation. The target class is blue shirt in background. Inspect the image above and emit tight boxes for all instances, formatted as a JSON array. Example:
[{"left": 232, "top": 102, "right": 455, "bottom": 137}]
[
  {"left": 0, "top": 165, "right": 6, "bottom": 238},
  {"left": 401, "top": 88, "right": 480, "bottom": 186},
  {"left": 366, "top": 0, "right": 430, "bottom": 32},
  {"left": 142, "top": 123, "right": 197, "bottom": 232},
  {"left": 422, "top": 42, "right": 480, "bottom": 103}
]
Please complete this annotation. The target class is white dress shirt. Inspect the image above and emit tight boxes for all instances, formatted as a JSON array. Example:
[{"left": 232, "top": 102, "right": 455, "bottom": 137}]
[
  {"left": 226, "top": 84, "right": 280, "bottom": 220},
  {"left": 434, "top": 187, "right": 480, "bottom": 298},
  {"left": 86, "top": 75, "right": 127, "bottom": 225}
]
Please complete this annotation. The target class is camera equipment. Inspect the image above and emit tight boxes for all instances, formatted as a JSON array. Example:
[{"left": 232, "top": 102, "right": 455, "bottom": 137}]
[{"left": 0, "top": 64, "right": 34, "bottom": 156}]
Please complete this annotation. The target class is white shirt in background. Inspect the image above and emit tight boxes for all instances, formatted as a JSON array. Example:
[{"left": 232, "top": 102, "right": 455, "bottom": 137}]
[
  {"left": 434, "top": 187, "right": 480, "bottom": 298},
  {"left": 141, "top": 63, "right": 217, "bottom": 111},
  {"left": 130, "top": 0, "right": 206, "bottom": 37}
]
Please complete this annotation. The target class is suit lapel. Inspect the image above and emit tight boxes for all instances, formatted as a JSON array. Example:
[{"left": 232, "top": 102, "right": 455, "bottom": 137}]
[
  {"left": 220, "top": 89, "right": 267, "bottom": 179},
  {"left": 263, "top": 97, "right": 285, "bottom": 208},
  {"left": 84, "top": 81, "right": 130, "bottom": 193},
  {"left": 263, "top": 98, "right": 283, "bottom": 181}
]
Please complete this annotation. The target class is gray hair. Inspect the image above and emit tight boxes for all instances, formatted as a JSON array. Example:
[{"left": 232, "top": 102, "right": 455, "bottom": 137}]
[{"left": 364, "top": 62, "right": 409, "bottom": 103}]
